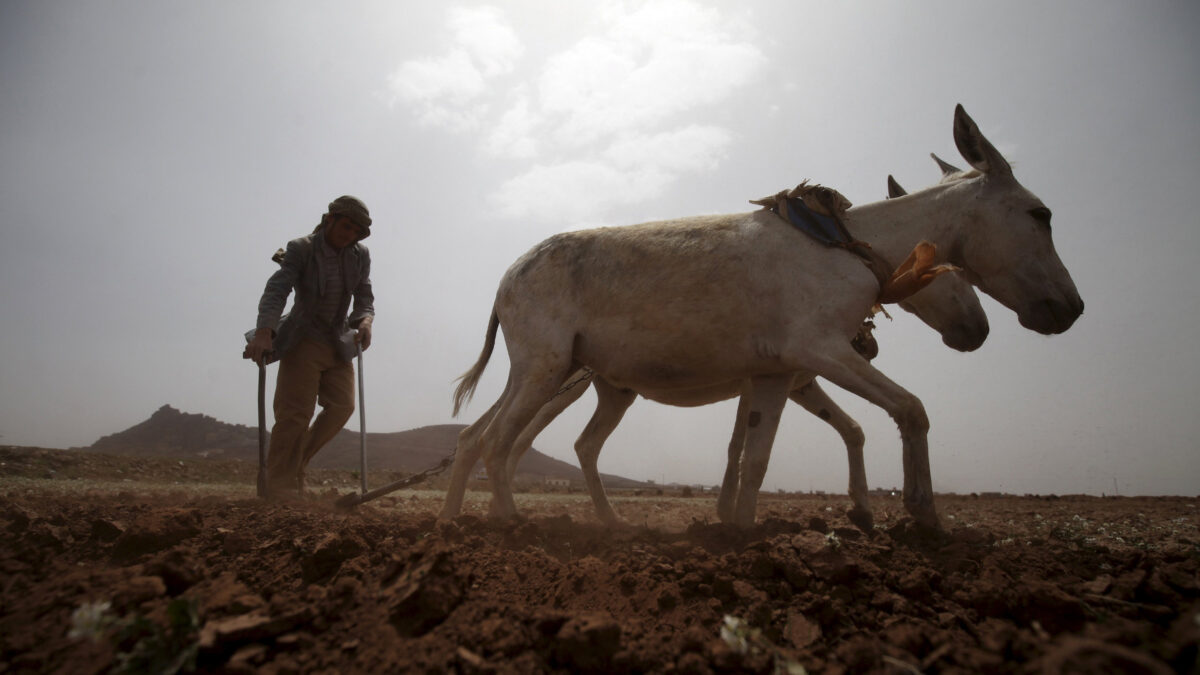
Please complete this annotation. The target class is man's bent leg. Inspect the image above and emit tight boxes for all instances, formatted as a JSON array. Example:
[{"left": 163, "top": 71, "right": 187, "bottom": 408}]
[
  {"left": 298, "top": 345, "right": 356, "bottom": 491},
  {"left": 267, "top": 340, "right": 323, "bottom": 495}
]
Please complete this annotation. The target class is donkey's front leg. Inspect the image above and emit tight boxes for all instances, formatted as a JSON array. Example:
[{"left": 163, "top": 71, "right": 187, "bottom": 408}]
[
  {"left": 733, "top": 374, "right": 794, "bottom": 527},
  {"left": 791, "top": 381, "right": 873, "bottom": 532},
  {"left": 811, "top": 346, "right": 939, "bottom": 531}
]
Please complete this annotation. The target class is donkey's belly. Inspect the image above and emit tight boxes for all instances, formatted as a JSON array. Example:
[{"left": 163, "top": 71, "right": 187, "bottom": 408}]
[
  {"left": 635, "top": 381, "right": 745, "bottom": 406},
  {"left": 575, "top": 324, "right": 781, "bottom": 392}
]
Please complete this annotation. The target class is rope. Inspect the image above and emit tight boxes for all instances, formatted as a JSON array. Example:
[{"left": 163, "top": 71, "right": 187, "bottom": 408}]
[
  {"left": 400, "top": 450, "right": 456, "bottom": 487},
  {"left": 554, "top": 368, "right": 595, "bottom": 397}
]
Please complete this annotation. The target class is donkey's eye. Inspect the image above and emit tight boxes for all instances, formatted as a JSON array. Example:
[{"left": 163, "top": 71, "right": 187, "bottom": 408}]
[{"left": 1029, "top": 207, "right": 1052, "bottom": 229}]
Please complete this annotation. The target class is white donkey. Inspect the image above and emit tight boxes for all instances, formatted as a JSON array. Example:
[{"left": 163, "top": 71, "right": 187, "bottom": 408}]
[
  {"left": 479, "top": 169, "right": 990, "bottom": 533},
  {"left": 444, "top": 105, "right": 1082, "bottom": 529}
]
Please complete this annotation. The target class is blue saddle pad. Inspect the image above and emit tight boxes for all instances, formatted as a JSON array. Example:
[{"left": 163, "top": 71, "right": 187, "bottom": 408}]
[{"left": 782, "top": 197, "right": 851, "bottom": 247}]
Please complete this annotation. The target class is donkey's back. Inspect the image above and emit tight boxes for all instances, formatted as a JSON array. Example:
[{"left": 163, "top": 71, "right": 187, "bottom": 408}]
[{"left": 493, "top": 210, "right": 876, "bottom": 393}]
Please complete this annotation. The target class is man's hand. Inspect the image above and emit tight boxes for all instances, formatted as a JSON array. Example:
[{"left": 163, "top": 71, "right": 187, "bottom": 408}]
[
  {"left": 244, "top": 328, "right": 274, "bottom": 365},
  {"left": 355, "top": 317, "right": 373, "bottom": 351}
]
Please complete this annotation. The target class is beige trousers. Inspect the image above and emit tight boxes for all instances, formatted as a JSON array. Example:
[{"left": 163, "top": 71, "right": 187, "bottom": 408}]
[{"left": 267, "top": 338, "right": 355, "bottom": 491}]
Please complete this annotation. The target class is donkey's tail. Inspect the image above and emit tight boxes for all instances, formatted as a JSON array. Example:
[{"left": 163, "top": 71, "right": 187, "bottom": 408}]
[{"left": 452, "top": 311, "right": 500, "bottom": 417}]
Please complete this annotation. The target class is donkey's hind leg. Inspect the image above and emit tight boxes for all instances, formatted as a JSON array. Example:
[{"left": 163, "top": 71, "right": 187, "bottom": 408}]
[
  {"left": 717, "top": 387, "right": 752, "bottom": 524},
  {"left": 574, "top": 377, "right": 637, "bottom": 526},
  {"left": 440, "top": 387, "right": 507, "bottom": 519},
  {"left": 734, "top": 373, "right": 794, "bottom": 527},
  {"left": 480, "top": 360, "right": 575, "bottom": 520},
  {"left": 504, "top": 371, "right": 592, "bottom": 482}
]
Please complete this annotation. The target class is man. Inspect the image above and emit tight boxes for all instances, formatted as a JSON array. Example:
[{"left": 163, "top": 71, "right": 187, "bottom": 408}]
[{"left": 245, "top": 196, "right": 375, "bottom": 499}]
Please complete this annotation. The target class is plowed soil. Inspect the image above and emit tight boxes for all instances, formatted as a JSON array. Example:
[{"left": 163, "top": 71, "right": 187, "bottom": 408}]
[{"left": 1, "top": 446, "right": 1197, "bottom": 674}]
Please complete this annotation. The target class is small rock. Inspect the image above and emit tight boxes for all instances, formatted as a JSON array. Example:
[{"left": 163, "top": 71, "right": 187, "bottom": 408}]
[
  {"left": 784, "top": 610, "right": 822, "bottom": 648},
  {"left": 275, "top": 632, "right": 314, "bottom": 651},
  {"left": 731, "top": 579, "right": 766, "bottom": 603},
  {"left": 227, "top": 643, "right": 269, "bottom": 668},
  {"left": 198, "top": 608, "right": 315, "bottom": 654},
  {"left": 112, "top": 575, "right": 167, "bottom": 610},
  {"left": 553, "top": 613, "right": 621, "bottom": 672},
  {"left": 1082, "top": 574, "right": 1113, "bottom": 595},
  {"left": 655, "top": 586, "right": 680, "bottom": 612},
  {"left": 790, "top": 530, "right": 829, "bottom": 556},
  {"left": 676, "top": 651, "right": 713, "bottom": 675},
  {"left": 90, "top": 518, "right": 125, "bottom": 542},
  {"left": 1035, "top": 637, "right": 1174, "bottom": 674},
  {"left": 4, "top": 504, "right": 35, "bottom": 533},
  {"left": 145, "top": 551, "right": 201, "bottom": 595},
  {"left": 222, "top": 532, "right": 254, "bottom": 556},
  {"left": 300, "top": 533, "right": 365, "bottom": 584},
  {"left": 456, "top": 646, "right": 487, "bottom": 669},
  {"left": 111, "top": 510, "right": 202, "bottom": 561},
  {"left": 386, "top": 544, "right": 470, "bottom": 637}
]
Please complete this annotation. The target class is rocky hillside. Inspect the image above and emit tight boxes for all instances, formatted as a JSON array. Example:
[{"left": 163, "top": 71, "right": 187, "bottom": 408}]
[{"left": 85, "top": 405, "right": 647, "bottom": 488}]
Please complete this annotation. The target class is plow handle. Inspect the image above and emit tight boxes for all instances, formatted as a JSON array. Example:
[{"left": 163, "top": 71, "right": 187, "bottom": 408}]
[{"left": 256, "top": 362, "right": 268, "bottom": 497}]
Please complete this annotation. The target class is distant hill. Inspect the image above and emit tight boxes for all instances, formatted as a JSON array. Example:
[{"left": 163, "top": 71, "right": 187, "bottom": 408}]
[{"left": 85, "top": 405, "right": 649, "bottom": 488}]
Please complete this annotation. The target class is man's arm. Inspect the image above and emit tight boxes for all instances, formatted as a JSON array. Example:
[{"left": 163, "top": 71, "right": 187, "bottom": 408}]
[
  {"left": 246, "top": 239, "right": 305, "bottom": 364},
  {"left": 257, "top": 239, "right": 306, "bottom": 332},
  {"left": 349, "top": 246, "right": 375, "bottom": 348}
]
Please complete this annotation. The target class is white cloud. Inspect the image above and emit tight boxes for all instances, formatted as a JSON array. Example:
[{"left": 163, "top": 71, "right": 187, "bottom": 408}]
[
  {"left": 539, "top": 0, "right": 765, "bottom": 146},
  {"left": 490, "top": 160, "right": 671, "bottom": 222},
  {"left": 492, "top": 125, "right": 730, "bottom": 220},
  {"left": 391, "top": 1, "right": 765, "bottom": 220},
  {"left": 387, "top": 6, "right": 522, "bottom": 132},
  {"left": 603, "top": 125, "right": 731, "bottom": 172},
  {"left": 389, "top": 50, "right": 485, "bottom": 104},
  {"left": 388, "top": 51, "right": 489, "bottom": 131},
  {"left": 482, "top": 90, "right": 541, "bottom": 159},
  {"left": 447, "top": 6, "right": 523, "bottom": 77}
]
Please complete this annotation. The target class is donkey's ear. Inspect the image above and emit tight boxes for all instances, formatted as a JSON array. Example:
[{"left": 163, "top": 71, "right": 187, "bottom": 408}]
[
  {"left": 952, "top": 104, "right": 1012, "bottom": 177},
  {"left": 886, "top": 175, "right": 907, "bottom": 199},
  {"left": 930, "top": 153, "right": 963, "bottom": 178}
]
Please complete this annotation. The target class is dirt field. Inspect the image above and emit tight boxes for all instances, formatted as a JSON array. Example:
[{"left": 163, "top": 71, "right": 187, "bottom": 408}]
[{"left": 1, "top": 447, "right": 1197, "bottom": 673}]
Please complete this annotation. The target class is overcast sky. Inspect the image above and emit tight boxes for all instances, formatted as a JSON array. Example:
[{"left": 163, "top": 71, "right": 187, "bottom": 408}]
[{"left": 2, "top": 1, "right": 1197, "bottom": 497}]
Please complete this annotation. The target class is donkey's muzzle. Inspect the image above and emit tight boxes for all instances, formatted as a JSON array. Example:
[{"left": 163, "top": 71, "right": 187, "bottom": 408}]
[
  {"left": 1021, "top": 296, "right": 1084, "bottom": 335},
  {"left": 941, "top": 322, "right": 989, "bottom": 352}
]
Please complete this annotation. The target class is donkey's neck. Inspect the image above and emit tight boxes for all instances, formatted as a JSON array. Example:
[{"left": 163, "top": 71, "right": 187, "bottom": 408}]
[{"left": 846, "top": 182, "right": 966, "bottom": 269}]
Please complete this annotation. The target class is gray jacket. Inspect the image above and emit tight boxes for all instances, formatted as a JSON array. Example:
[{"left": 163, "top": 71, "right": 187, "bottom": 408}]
[{"left": 256, "top": 230, "right": 374, "bottom": 362}]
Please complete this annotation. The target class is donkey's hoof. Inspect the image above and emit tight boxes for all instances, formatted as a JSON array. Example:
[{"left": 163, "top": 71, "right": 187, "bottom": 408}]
[
  {"left": 913, "top": 511, "right": 942, "bottom": 533},
  {"left": 596, "top": 510, "right": 627, "bottom": 528},
  {"left": 903, "top": 501, "right": 942, "bottom": 531},
  {"left": 485, "top": 506, "right": 519, "bottom": 522},
  {"left": 733, "top": 512, "right": 758, "bottom": 529},
  {"left": 847, "top": 507, "right": 875, "bottom": 533}
]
